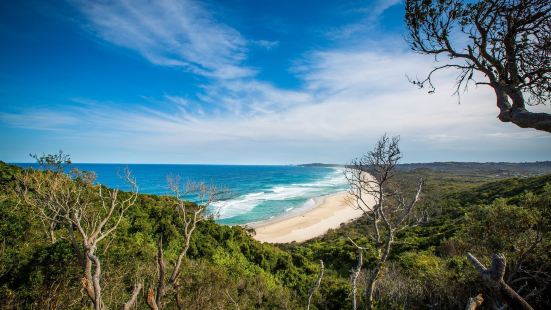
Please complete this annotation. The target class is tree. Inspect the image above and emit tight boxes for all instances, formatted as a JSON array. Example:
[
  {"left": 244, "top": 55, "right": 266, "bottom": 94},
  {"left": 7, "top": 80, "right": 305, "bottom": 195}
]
[
  {"left": 17, "top": 154, "right": 141, "bottom": 310},
  {"left": 345, "top": 135, "right": 423, "bottom": 310},
  {"left": 17, "top": 151, "right": 75, "bottom": 243},
  {"left": 405, "top": 0, "right": 551, "bottom": 132},
  {"left": 73, "top": 169, "right": 139, "bottom": 310},
  {"left": 146, "top": 177, "right": 222, "bottom": 310},
  {"left": 29, "top": 150, "right": 71, "bottom": 173},
  {"left": 350, "top": 249, "right": 363, "bottom": 310}
]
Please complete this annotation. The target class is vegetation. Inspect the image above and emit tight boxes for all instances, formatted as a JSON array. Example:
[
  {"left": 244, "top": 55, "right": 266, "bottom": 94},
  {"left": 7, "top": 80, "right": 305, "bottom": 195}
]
[
  {"left": 284, "top": 169, "right": 551, "bottom": 309},
  {"left": 0, "top": 161, "right": 316, "bottom": 309},
  {"left": 405, "top": 0, "right": 551, "bottom": 132},
  {"left": 1, "top": 159, "right": 550, "bottom": 309}
]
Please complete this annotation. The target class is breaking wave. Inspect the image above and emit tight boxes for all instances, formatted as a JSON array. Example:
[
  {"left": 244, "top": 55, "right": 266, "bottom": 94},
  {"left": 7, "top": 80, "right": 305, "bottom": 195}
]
[{"left": 213, "top": 168, "right": 347, "bottom": 220}]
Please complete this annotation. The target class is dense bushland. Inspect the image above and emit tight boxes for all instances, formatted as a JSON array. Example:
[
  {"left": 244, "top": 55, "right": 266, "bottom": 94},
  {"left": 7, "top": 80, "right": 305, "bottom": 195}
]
[
  {"left": 1, "top": 161, "right": 549, "bottom": 309},
  {"left": 0, "top": 162, "right": 320, "bottom": 309},
  {"left": 287, "top": 170, "right": 551, "bottom": 309}
]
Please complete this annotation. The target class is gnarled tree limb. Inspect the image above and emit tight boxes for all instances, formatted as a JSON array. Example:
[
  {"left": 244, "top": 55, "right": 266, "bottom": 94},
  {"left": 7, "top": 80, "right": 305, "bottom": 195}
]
[
  {"left": 467, "top": 253, "right": 534, "bottom": 310},
  {"left": 406, "top": 0, "right": 551, "bottom": 132}
]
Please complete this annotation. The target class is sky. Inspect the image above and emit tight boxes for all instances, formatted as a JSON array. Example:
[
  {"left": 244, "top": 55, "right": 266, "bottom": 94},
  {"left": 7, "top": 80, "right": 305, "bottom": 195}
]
[{"left": 0, "top": 0, "right": 550, "bottom": 164}]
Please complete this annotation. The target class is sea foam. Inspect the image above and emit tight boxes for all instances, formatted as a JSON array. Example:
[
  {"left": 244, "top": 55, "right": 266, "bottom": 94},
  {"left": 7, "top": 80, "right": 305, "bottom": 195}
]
[{"left": 214, "top": 168, "right": 347, "bottom": 221}]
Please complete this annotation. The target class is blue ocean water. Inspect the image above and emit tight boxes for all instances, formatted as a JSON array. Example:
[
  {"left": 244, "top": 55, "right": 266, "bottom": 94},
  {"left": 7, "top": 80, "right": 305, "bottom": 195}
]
[{"left": 14, "top": 164, "right": 348, "bottom": 225}]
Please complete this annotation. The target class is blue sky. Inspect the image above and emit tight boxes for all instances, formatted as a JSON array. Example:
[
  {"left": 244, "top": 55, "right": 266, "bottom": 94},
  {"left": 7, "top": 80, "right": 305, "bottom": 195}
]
[{"left": 1, "top": 0, "right": 550, "bottom": 164}]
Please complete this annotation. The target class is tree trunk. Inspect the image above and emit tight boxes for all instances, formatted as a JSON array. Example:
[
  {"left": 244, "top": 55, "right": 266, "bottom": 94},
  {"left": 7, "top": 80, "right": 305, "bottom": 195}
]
[
  {"left": 307, "top": 260, "right": 324, "bottom": 310},
  {"left": 83, "top": 254, "right": 96, "bottom": 304},
  {"left": 156, "top": 239, "right": 167, "bottom": 309},
  {"left": 49, "top": 223, "right": 57, "bottom": 244},
  {"left": 467, "top": 253, "right": 534, "bottom": 310},
  {"left": 123, "top": 283, "right": 143, "bottom": 310},
  {"left": 351, "top": 250, "right": 363, "bottom": 310},
  {"left": 364, "top": 269, "right": 377, "bottom": 310},
  {"left": 494, "top": 86, "right": 551, "bottom": 132},
  {"left": 365, "top": 233, "right": 393, "bottom": 310},
  {"left": 147, "top": 287, "right": 159, "bottom": 310},
  {"left": 88, "top": 251, "right": 103, "bottom": 310}
]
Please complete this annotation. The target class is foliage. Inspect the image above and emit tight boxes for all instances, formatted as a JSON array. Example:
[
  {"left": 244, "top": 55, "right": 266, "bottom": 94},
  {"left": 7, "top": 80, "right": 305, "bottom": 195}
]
[
  {"left": 1, "top": 160, "right": 550, "bottom": 309},
  {"left": 405, "top": 0, "right": 551, "bottom": 132},
  {"left": 0, "top": 162, "right": 318, "bottom": 309},
  {"left": 291, "top": 168, "right": 551, "bottom": 309}
]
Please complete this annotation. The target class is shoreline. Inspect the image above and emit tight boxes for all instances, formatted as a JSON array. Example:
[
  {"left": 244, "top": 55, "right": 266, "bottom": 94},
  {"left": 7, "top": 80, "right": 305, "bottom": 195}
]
[{"left": 246, "top": 190, "right": 369, "bottom": 243}]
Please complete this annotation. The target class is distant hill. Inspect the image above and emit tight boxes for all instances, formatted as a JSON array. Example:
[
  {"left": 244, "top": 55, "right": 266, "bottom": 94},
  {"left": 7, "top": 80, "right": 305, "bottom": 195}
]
[
  {"left": 296, "top": 163, "right": 345, "bottom": 168},
  {"left": 300, "top": 161, "right": 551, "bottom": 177},
  {"left": 396, "top": 161, "right": 551, "bottom": 177}
]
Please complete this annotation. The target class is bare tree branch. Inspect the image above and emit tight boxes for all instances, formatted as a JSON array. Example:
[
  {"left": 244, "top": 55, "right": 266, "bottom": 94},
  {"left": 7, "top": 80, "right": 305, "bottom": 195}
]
[
  {"left": 123, "top": 283, "right": 143, "bottom": 310},
  {"left": 147, "top": 177, "right": 223, "bottom": 310},
  {"left": 467, "top": 253, "right": 534, "bottom": 310},
  {"left": 405, "top": 0, "right": 551, "bottom": 132},
  {"left": 346, "top": 135, "right": 423, "bottom": 310},
  {"left": 350, "top": 249, "right": 363, "bottom": 310},
  {"left": 16, "top": 156, "right": 139, "bottom": 310},
  {"left": 307, "top": 260, "right": 324, "bottom": 310}
]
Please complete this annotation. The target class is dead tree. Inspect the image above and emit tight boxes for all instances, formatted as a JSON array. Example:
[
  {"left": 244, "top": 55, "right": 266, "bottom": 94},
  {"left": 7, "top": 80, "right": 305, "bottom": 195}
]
[
  {"left": 73, "top": 170, "right": 138, "bottom": 310},
  {"left": 18, "top": 169, "right": 77, "bottom": 244},
  {"left": 307, "top": 260, "right": 324, "bottom": 310},
  {"left": 345, "top": 135, "right": 423, "bottom": 310},
  {"left": 405, "top": 0, "right": 551, "bottom": 132},
  {"left": 16, "top": 154, "right": 141, "bottom": 310},
  {"left": 467, "top": 253, "right": 534, "bottom": 310},
  {"left": 350, "top": 249, "right": 363, "bottom": 310},
  {"left": 147, "top": 177, "right": 220, "bottom": 310},
  {"left": 16, "top": 152, "right": 80, "bottom": 244}
]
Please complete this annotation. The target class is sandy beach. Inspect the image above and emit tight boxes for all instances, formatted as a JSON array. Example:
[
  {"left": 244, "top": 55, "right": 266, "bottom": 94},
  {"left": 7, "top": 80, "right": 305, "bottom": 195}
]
[{"left": 249, "top": 189, "right": 374, "bottom": 243}]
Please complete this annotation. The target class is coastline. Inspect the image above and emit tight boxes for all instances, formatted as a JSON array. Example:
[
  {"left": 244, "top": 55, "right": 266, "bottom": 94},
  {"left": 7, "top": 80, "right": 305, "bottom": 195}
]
[{"left": 247, "top": 190, "right": 370, "bottom": 243}]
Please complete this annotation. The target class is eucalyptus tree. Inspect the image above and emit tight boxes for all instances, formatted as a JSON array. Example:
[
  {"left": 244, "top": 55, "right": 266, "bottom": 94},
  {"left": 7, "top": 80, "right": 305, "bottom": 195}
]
[{"left": 405, "top": 0, "right": 550, "bottom": 132}]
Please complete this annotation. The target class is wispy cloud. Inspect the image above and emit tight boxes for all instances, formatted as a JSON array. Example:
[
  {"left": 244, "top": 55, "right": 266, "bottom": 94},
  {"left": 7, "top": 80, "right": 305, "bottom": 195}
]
[
  {"left": 70, "top": 0, "right": 308, "bottom": 118},
  {"left": 3, "top": 1, "right": 549, "bottom": 163},
  {"left": 368, "top": 0, "right": 402, "bottom": 21},
  {"left": 196, "top": 80, "right": 312, "bottom": 117},
  {"left": 252, "top": 40, "right": 280, "bottom": 50},
  {"left": 328, "top": 0, "right": 402, "bottom": 39},
  {"left": 0, "top": 109, "right": 79, "bottom": 130},
  {"left": 4, "top": 41, "right": 549, "bottom": 163},
  {"left": 73, "top": 0, "right": 253, "bottom": 79}
]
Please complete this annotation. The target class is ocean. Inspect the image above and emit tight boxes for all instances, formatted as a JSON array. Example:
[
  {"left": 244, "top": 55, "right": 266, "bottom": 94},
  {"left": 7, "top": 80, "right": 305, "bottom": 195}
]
[{"left": 14, "top": 164, "right": 348, "bottom": 225}]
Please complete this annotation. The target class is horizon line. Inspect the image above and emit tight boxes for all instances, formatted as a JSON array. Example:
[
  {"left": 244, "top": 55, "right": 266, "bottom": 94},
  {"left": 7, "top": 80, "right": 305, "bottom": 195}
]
[{"left": 8, "top": 160, "right": 551, "bottom": 166}]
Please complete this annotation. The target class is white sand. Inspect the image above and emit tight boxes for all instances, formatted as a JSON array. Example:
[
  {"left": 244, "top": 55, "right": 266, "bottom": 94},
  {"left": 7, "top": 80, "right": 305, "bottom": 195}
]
[{"left": 248, "top": 188, "right": 374, "bottom": 243}]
